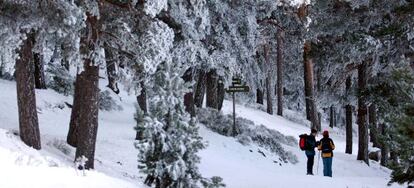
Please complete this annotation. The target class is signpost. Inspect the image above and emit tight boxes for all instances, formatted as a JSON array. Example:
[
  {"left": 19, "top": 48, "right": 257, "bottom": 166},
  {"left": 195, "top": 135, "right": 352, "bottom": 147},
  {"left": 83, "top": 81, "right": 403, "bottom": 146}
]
[{"left": 226, "top": 77, "right": 250, "bottom": 136}]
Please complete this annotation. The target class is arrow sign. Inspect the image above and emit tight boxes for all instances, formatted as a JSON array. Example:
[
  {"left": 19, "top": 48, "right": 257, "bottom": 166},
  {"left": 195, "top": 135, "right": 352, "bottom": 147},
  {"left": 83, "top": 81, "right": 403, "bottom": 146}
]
[
  {"left": 226, "top": 85, "right": 250, "bottom": 93},
  {"left": 232, "top": 78, "right": 242, "bottom": 85}
]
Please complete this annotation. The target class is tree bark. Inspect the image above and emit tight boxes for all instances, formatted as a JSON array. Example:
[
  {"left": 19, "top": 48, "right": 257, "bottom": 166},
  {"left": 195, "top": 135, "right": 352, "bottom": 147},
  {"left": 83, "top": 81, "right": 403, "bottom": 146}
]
[
  {"left": 276, "top": 29, "right": 284, "bottom": 116},
  {"left": 217, "top": 77, "right": 225, "bottom": 111},
  {"left": 15, "top": 31, "right": 41, "bottom": 150},
  {"left": 379, "top": 123, "right": 389, "bottom": 166},
  {"left": 256, "top": 88, "right": 264, "bottom": 104},
  {"left": 345, "top": 105, "right": 353, "bottom": 154},
  {"left": 33, "top": 50, "right": 47, "bottom": 89},
  {"left": 73, "top": 12, "right": 100, "bottom": 170},
  {"left": 357, "top": 63, "right": 369, "bottom": 165},
  {"left": 264, "top": 45, "right": 273, "bottom": 115},
  {"left": 206, "top": 69, "right": 219, "bottom": 109},
  {"left": 329, "top": 105, "right": 336, "bottom": 128},
  {"left": 136, "top": 81, "right": 147, "bottom": 140},
  {"left": 182, "top": 68, "right": 195, "bottom": 116},
  {"left": 345, "top": 76, "right": 353, "bottom": 154},
  {"left": 104, "top": 43, "right": 119, "bottom": 94},
  {"left": 67, "top": 72, "right": 85, "bottom": 147},
  {"left": 303, "top": 41, "right": 319, "bottom": 130},
  {"left": 194, "top": 70, "right": 206, "bottom": 108},
  {"left": 61, "top": 44, "right": 70, "bottom": 71},
  {"left": 369, "top": 104, "right": 380, "bottom": 148}
]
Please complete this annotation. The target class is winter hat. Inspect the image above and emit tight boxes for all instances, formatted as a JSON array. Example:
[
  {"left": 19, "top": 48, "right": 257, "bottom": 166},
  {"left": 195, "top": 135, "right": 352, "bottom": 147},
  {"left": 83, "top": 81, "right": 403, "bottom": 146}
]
[
  {"left": 311, "top": 128, "right": 317, "bottom": 134},
  {"left": 323, "top": 130, "right": 329, "bottom": 137}
]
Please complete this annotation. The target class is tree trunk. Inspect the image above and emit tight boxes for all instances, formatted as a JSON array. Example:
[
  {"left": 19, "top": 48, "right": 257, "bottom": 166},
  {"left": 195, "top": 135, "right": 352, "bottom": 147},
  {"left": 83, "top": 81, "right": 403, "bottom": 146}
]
[
  {"left": 67, "top": 72, "right": 85, "bottom": 147},
  {"left": 74, "top": 13, "right": 100, "bottom": 170},
  {"left": 15, "top": 31, "right": 41, "bottom": 150},
  {"left": 345, "top": 105, "right": 353, "bottom": 154},
  {"left": 329, "top": 105, "right": 336, "bottom": 128},
  {"left": 33, "top": 51, "right": 47, "bottom": 89},
  {"left": 256, "top": 88, "right": 264, "bottom": 104},
  {"left": 345, "top": 76, "right": 353, "bottom": 154},
  {"left": 182, "top": 68, "right": 195, "bottom": 116},
  {"left": 369, "top": 104, "right": 380, "bottom": 148},
  {"left": 357, "top": 63, "right": 369, "bottom": 165},
  {"left": 303, "top": 41, "right": 319, "bottom": 130},
  {"left": 276, "top": 29, "right": 284, "bottom": 116},
  {"left": 206, "top": 69, "right": 219, "bottom": 109},
  {"left": 136, "top": 81, "right": 147, "bottom": 140},
  {"left": 379, "top": 123, "right": 389, "bottom": 166},
  {"left": 266, "top": 76, "right": 273, "bottom": 114},
  {"left": 104, "top": 43, "right": 119, "bottom": 94},
  {"left": 61, "top": 44, "right": 70, "bottom": 71},
  {"left": 264, "top": 45, "right": 273, "bottom": 115},
  {"left": 217, "top": 77, "right": 225, "bottom": 111},
  {"left": 194, "top": 70, "right": 206, "bottom": 108}
]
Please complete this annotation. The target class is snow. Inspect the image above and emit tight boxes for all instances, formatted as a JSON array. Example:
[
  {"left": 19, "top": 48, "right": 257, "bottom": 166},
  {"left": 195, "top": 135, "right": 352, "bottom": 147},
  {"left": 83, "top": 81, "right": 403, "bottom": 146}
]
[{"left": 0, "top": 79, "right": 405, "bottom": 188}]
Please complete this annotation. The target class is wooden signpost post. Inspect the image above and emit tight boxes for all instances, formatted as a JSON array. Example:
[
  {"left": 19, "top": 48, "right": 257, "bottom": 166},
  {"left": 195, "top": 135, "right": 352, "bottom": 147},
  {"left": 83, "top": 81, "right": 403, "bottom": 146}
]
[{"left": 226, "top": 77, "right": 250, "bottom": 136}]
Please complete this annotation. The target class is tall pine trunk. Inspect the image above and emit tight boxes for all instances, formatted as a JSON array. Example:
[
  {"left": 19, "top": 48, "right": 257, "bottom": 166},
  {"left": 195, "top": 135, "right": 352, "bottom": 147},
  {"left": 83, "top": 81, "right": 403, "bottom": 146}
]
[
  {"left": 379, "top": 123, "right": 389, "bottom": 166},
  {"left": 369, "top": 104, "right": 380, "bottom": 148},
  {"left": 104, "top": 43, "right": 119, "bottom": 94},
  {"left": 33, "top": 50, "right": 47, "bottom": 89},
  {"left": 194, "top": 70, "right": 206, "bottom": 108},
  {"left": 264, "top": 45, "right": 273, "bottom": 115},
  {"left": 357, "top": 63, "right": 369, "bottom": 165},
  {"left": 206, "top": 69, "right": 219, "bottom": 109},
  {"left": 16, "top": 31, "right": 41, "bottom": 150},
  {"left": 136, "top": 81, "right": 147, "bottom": 140},
  {"left": 182, "top": 68, "right": 195, "bottom": 116},
  {"left": 329, "top": 105, "right": 336, "bottom": 128},
  {"left": 276, "top": 29, "right": 284, "bottom": 116},
  {"left": 303, "top": 41, "right": 319, "bottom": 130},
  {"left": 73, "top": 13, "right": 100, "bottom": 170},
  {"left": 256, "top": 88, "right": 264, "bottom": 104},
  {"left": 345, "top": 105, "right": 353, "bottom": 154},
  {"left": 61, "top": 44, "right": 70, "bottom": 71},
  {"left": 217, "top": 77, "right": 225, "bottom": 111},
  {"left": 67, "top": 72, "right": 85, "bottom": 147},
  {"left": 345, "top": 76, "right": 353, "bottom": 154}
]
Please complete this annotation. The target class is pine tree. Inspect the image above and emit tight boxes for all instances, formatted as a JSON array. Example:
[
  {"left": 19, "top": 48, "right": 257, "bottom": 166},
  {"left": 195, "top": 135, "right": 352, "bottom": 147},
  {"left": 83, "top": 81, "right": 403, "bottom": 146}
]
[
  {"left": 135, "top": 61, "right": 206, "bottom": 188},
  {"left": 15, "top": 31, "right": 41, "bottom": 150}
]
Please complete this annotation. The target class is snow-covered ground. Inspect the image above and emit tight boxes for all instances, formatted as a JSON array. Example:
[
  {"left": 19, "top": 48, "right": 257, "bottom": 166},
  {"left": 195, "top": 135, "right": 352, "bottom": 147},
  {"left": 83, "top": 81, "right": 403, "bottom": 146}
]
[{"left": 0, "top": 79, "right": 404, "bottom": 188}]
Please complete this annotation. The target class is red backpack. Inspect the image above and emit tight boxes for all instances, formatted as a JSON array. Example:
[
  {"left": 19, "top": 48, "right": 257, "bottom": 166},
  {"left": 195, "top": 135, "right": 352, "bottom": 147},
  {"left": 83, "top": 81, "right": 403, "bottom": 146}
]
[{"left": 299, "top": 134, "right": 307, "bottom": 150}]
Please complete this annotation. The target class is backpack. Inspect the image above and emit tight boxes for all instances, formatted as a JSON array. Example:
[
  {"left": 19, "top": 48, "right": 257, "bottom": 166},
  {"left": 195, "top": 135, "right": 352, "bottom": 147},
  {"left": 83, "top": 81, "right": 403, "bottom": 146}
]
[
  {"left": 299, "top": 134, "right": 307, "bottom": 150},
  {"left": 321, "top": 138, "right": 332, "bottom": 153}
]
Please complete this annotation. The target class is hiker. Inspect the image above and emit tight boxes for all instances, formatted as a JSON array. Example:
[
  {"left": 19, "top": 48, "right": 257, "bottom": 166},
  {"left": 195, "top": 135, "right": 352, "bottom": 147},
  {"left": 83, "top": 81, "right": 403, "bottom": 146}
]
[
  {"left": 305, "top": 128, "right": 318, "bottom": 175},
  {"left": 318, "top": 130, "right": 335, "bottom": 177}
]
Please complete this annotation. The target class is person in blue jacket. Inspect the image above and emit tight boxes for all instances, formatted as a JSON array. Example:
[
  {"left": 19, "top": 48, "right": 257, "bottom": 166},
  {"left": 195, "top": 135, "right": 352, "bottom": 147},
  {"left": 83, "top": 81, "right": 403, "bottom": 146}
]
[{"left": 305, "top": 128, "right": 318, "bottom": 175}]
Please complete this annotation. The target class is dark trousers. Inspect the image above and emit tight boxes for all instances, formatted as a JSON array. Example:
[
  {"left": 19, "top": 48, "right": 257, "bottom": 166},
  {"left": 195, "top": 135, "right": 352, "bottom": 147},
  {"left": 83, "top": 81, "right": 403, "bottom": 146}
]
[
  {"left": 322, "top": 157, "right": 333, "bottom": 177},
  {"left": 306, "top": 155, "right": 314, "bottom": 174}
]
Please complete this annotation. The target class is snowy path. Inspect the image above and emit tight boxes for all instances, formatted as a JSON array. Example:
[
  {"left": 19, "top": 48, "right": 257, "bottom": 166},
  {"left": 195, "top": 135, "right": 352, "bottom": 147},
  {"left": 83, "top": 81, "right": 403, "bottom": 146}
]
[{"left": 197, "top": 100, "right": 402, "bottom": 188}]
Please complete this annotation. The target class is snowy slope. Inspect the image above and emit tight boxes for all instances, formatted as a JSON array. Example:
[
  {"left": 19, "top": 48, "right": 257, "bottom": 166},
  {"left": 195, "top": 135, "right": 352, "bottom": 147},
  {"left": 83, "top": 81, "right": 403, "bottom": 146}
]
[
  {"left": 198, "top": 100, "right": 402, "bottom": 188},
  {"left": 0, "top": 79, "right": 404, "bottom": 188},
  {"left": 0, "top": 79, "right": 142, "bottom": 188}
]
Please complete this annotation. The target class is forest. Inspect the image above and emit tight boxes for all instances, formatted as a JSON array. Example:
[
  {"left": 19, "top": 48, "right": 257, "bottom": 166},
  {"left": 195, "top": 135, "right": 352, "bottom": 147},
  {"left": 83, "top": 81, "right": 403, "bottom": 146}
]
[{"left": 0, "top": 0, "right": 413, "bottom": 188}]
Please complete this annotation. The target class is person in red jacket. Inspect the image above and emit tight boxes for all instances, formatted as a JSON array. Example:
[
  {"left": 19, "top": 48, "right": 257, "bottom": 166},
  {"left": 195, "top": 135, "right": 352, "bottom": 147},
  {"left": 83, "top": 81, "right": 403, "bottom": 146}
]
[{"left": 318, "top": 130, "right": 335, "bottom": 177}]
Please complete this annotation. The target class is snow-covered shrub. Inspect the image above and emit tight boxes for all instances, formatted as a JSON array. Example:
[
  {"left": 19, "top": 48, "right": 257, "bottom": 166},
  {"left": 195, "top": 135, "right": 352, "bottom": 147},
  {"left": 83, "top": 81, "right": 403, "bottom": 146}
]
[
  {"left": 197, "top": 108, "right": 298, "bottom": 164},
  {"left": 46, "top": 63, "right": 74, "bottom": 96},
  {"left": 0, "top": 63, "right": 14, "bottom": 80},
  {"left": 47, "top": 139, "right": 72, "bottom": 155},
  {"left": 99, "top": 90, "right": 122, "bottom": 111},
  {"left": 201, "top": 176, "right": 226, "bottom": 188}
]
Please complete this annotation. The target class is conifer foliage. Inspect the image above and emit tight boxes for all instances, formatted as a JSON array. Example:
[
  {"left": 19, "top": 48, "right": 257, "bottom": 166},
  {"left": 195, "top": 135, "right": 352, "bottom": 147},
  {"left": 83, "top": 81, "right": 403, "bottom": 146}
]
[{"left": 135, "top": 61, "right": 206, "bottom": 188}]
